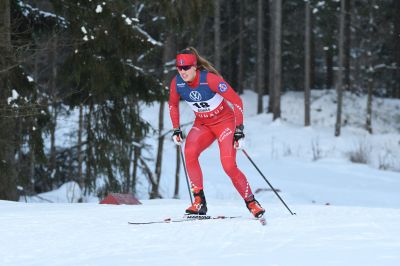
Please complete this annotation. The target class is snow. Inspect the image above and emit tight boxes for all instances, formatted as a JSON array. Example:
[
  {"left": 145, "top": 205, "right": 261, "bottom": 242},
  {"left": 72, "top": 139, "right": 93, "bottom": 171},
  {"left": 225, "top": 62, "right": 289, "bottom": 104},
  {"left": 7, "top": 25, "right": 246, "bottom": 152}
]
[
  {"left": 1, "top": 201, "right": 400, "bottom": 265},
  {"left": 95, "top": 5, "right": 103, "bottom": 13},
  {"left": 7, "top": 89, "right": 19, "bottom": 104},
  {"left": 81, "top": 26, "right": 87, "bottom": 34},
  {"left": 132, "top": 25, "right": 163, "bottom": 46},
  {"left": 17, "top": 1, "right": 67, "bottom": 27},
  {"left": 20, "top": 182, "right": 82, "bottom": 203},
  {"left": 124, "top": 59, "right": 145, "bottom": 73},
  {"left": 125, "top": 17, "right": 133, "bottom": 25},
  {"left": 3, "top": 90, "right": 400, "bottom": 265}
]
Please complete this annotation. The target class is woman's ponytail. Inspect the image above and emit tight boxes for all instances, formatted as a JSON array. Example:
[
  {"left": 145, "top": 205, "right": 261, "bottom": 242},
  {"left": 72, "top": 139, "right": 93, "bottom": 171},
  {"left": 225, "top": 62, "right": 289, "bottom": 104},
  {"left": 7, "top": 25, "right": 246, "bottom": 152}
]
[{"left": 178, "top": 47, "right": 222, "bottom": 77}]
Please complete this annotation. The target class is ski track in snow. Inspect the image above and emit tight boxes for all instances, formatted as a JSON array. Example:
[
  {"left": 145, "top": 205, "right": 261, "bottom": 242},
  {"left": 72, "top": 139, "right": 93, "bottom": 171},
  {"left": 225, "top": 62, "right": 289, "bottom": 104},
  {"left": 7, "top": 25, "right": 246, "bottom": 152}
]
[
  {"left": 1, "top": 200, "right": 400, "bottom": 266},
  {"left": 4, "top": 90, "right": 400, "bottom": 265}
]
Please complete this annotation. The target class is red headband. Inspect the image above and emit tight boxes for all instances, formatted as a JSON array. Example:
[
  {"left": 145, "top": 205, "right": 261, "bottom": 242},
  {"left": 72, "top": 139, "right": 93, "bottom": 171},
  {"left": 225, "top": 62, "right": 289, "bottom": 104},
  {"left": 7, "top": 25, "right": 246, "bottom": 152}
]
[{"left": 176, "top": 54, "right": 197, "bottom": 66}]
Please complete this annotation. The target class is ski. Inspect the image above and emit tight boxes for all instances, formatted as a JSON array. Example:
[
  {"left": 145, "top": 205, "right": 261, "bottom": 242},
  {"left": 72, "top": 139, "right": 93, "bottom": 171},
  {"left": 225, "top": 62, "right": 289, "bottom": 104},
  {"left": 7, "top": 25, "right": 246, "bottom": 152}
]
[
  {"left": 258, "top": 216, "right": 267, "bottom": 226},
  {"left": 128, "top": 218, "right": 188, "bottom": 225},
  {"left": 128, "top": 215, "right": 240, "bottom": 225},
  {"left": 128, "top": 215, "right": 266, "bottom": 225}
]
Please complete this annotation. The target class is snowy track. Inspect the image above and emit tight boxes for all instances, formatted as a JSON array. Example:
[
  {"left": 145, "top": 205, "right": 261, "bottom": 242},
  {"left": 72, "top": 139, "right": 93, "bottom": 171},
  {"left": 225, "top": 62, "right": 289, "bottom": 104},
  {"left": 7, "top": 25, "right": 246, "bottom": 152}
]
[
  {"left": 3, "top": 85, "right": 400, "bottom": 265},
  {"left": 1, "top": 200, "right": 400, "bottom": 266}
]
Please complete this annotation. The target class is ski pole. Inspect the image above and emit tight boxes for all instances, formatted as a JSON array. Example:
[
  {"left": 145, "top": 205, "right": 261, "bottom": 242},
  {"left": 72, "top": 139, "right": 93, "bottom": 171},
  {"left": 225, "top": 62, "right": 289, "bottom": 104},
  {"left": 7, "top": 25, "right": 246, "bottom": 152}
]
[
  {"left": 179, "top": 145, "right": 193, "bottom": 204},
  {"left": 241, "top": 149, "right": 296, "bottom": 215}
]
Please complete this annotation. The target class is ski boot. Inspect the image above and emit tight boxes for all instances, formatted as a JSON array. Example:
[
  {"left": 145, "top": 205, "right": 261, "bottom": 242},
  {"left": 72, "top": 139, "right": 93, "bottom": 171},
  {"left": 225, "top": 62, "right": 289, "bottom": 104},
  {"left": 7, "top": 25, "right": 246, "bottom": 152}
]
[
  {"left": 245, "top": 197, "right": 265, "bottom": 218},
  {"left": 185, "top": 189, "right": 207, "bottom": 215}
]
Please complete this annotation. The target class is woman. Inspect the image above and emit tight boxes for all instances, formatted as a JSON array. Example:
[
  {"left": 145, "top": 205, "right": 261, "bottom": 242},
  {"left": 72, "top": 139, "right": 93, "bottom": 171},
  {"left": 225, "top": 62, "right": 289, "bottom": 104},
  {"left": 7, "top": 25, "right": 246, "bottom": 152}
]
[{"left": 168, "top": 47, "right": 265, "bottom": 218}]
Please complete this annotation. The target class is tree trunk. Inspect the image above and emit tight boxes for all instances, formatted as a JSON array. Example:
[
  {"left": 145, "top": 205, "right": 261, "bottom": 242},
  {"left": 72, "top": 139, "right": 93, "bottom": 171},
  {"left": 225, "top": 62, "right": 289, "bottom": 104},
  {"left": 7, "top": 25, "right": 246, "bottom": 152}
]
[
  {"left": 304, "top": 1, "right": 311, "bottom": 126},
  {"left": 28, "top": 60, "right": 38, "bottom": 192},
  {"left": 335, "top": 0, "right": 346, "bottom": 137},
  {"left": 139, "top": 157, "right": 158, "bottom": 192},
  {"left": 344, "top": 0, "right": 351, "bottom": 91},
  {"left": 366, "top": 76, "right": 373, "bottom": 134},
  {"left": 214, "top": 0, "right": 221, "bottom": 71},
  {"left": 132, "top": 101, "right": 141, "bottom": 196},
  {"left": 152, "top": 32, "right": 175, "bottom": 199},
  {"left": 27, "top": 105, "right": 38, "bottom": 193},
  {"left": 268, "top": 0, "right": 275, "bottom": 113},
  {"left": 132, "top": 145, "right": 139, "bottom": 196},
  {"left": 49, "top": 106, "right": 57, "bottom": 182},
  {"left": 31, "top": 47, "right": 40, "bottom": 193},
  {"left": 256, "top": 0, "right": 264, "bottom": 114},
  {"left": 310, "top": 12, "right": 316, "bottom": 89},
  {"left": 124, "top": 98, "right": 136, "bottom": 194},
  {"left": 77, "top": 104, "right": 84, "bottom": 191},
  {"left": 48, "top": 32, "right": 58, "bottom": 188},
  {"left": 226, "top": 1, "right": 233, "bottom": 83},
  {"left": 151, "top": 100, "right": 165, "bottom": 199},
  {"left": 365, "top": 2, "right": 375, "bottom": 133},
  {"left": 197, "top": 16, "right": 207, "bottom": 54},
  {"left": 237, "top": 0, "right": 245, "bottom": 94},
  {"left": 0, "top": 0, "right": 18, "bottom": 201},
  {"left": 272, "top": 0, "right": 282, "bottom": 120},
  {"left": 326, "top": 46, "right": 334, "bottom": 89},
  {"left": 132, "top": 146, "right": 139, "bottom": 196},
  {"left": 394, "top": 0, "right": 400, "bottom": 98},
  {"left": 85, "top": 102, "right": 94, "bottom": 195},
  {"left": 28, "top": 134, "right": 35, "bottom": 192}
]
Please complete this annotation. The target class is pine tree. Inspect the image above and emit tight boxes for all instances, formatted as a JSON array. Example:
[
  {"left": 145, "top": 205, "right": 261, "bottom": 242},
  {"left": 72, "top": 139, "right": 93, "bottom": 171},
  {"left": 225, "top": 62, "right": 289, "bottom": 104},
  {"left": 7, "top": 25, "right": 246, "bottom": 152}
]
[{"left": 0, "top": 0, "right": 18, "bottom": 200}]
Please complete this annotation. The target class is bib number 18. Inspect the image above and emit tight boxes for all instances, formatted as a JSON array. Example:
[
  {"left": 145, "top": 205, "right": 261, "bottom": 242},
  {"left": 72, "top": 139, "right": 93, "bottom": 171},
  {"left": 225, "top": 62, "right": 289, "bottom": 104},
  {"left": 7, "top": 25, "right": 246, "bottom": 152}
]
[{"left": 193, "top": 102, "right": 210, "bottom": 108}]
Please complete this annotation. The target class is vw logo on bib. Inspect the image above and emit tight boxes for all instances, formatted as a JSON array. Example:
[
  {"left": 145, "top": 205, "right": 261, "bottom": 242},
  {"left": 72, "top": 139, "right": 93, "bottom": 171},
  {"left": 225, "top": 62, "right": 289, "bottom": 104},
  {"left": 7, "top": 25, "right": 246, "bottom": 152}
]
[{"left": 189, "top": 91, "right": 202, "bottom": 101}]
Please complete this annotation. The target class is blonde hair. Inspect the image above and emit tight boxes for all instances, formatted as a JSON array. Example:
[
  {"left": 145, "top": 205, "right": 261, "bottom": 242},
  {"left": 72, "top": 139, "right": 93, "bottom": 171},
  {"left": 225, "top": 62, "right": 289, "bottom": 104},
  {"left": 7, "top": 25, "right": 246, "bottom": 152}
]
[{"left": 179, "top": 47, "right": 222, "bottom": 77}]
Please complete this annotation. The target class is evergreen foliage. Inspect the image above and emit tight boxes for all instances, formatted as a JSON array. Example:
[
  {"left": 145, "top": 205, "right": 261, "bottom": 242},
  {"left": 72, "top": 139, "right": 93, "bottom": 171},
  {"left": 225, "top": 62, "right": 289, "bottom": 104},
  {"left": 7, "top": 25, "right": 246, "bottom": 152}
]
[{"left": 0, "top": 0, "right": 399, "bottom": 201}]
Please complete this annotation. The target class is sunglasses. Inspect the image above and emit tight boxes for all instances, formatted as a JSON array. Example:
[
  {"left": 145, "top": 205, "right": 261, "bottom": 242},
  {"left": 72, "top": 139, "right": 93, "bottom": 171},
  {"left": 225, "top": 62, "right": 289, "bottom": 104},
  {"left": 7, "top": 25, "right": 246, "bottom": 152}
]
[{"left": 177, "top": 65, "right": 193, "bottom": 71}]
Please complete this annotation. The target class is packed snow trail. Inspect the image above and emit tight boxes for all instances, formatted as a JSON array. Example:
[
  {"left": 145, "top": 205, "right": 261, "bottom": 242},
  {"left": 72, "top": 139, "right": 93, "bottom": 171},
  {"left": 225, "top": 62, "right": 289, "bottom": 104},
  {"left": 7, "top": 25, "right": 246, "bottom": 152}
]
[
  {"left": 1, "top": 200, "right": 400, "bottom": 266},
  {"left": 3, "top": 89, "right": 400, "bottom": 265}
]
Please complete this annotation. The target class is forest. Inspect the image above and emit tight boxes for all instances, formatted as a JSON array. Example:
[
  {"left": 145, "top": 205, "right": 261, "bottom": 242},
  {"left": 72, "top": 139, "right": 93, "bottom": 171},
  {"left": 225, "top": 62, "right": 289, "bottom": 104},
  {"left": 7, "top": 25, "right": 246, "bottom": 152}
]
[{"left": 0, "top": 0, "right": 399, "bottom": 201}]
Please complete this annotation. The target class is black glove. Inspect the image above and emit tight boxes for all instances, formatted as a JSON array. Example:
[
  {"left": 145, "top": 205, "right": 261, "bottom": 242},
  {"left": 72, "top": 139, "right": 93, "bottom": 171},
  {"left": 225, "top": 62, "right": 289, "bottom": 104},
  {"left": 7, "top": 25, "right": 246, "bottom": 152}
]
[
  {"left": 234, "top": 124, "right": 245, "bottom": 142},
  {"left": 172, "top": 128, "right": 183, "bottom": 145},
  {"left": 233, "top": 124, "right": 245, "bottom": 149}
]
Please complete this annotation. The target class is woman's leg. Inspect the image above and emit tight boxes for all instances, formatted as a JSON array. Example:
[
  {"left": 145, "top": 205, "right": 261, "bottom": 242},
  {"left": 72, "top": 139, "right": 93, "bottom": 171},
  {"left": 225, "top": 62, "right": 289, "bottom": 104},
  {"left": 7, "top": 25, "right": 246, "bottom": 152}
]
[
  {"left": 211, "top": 121, "right": 254, "bottom": 201},
  {"left": 211, "top": 120, "right": 265, "bottom": 217},
  {"left": 184, "top": 124, "right": 215, "bottom": 191}
]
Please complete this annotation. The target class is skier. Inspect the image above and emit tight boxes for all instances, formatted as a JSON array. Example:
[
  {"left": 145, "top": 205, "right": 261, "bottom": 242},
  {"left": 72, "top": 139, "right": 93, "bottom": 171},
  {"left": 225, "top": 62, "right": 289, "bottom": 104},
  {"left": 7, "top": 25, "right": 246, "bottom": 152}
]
[{"left": 168, "top": 47, "right": 265, "bottom": 218}]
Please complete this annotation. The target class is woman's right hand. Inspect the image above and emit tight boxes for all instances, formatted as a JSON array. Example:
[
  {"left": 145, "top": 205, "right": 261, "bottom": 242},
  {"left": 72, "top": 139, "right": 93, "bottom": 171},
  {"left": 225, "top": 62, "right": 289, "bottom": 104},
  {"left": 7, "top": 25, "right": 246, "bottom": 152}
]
[{"left": 172, "top": 128, "right": 183, "bottom": 145}]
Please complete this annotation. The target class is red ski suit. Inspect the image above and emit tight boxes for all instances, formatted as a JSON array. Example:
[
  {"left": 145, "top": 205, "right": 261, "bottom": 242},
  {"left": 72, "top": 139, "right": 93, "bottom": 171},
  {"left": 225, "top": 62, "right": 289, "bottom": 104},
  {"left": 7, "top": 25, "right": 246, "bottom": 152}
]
[{"left": 168, "top": 70, "right": 254, "bottom": 200}]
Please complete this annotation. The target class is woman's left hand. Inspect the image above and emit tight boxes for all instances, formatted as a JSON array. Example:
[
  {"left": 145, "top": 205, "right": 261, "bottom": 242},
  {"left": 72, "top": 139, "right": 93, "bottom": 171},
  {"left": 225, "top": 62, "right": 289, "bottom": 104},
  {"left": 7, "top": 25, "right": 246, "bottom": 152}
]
[{"left": 233, "top": 125, "right": 245, "bottom": 150}]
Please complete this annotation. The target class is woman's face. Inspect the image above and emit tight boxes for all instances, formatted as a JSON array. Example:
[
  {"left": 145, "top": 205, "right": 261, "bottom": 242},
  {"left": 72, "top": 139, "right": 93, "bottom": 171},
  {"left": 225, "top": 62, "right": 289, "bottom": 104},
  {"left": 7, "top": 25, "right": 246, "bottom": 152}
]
[{"left": 177, "top": 65, "right": 197, "bottom": 82}]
